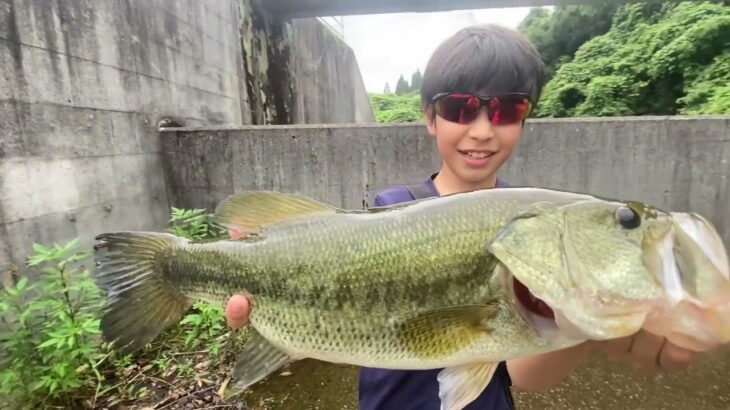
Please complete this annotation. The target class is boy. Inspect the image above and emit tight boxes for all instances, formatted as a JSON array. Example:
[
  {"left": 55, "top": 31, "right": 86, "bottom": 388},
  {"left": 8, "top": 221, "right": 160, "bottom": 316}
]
[{"left": 224, "top": 24, "right": 697, "bottom": 409}]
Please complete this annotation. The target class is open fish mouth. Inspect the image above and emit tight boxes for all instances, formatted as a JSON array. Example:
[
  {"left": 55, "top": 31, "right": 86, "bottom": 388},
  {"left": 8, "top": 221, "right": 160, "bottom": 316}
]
[
  {"left": 645, "top": 212, "right": 730, "bottom": 308},
  {"left": 642, "top": 212, "right": 730, "bottom": 350},
  {"left": 505, "top": 211, "right": 730, "bottom": 345},
  {"left": 504, "top": 271, "right": 562, "bottom": 336},
  {"left": 673, "top": 212, "right": 730, "bottom": 287},
  {"left": 513, "top": 277, "right": 555, "bottom": 320}
]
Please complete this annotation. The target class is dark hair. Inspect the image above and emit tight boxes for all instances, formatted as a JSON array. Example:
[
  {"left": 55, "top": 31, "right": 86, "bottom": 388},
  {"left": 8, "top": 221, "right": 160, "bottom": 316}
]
[{"left": 421, "top": 24, "right": 546, "bottom": 109}]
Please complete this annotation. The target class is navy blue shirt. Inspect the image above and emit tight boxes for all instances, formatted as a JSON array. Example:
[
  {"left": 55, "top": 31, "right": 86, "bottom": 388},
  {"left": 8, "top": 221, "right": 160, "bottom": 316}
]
[{"left": 359, "top": 174, "right": 514, "bottom": 410}]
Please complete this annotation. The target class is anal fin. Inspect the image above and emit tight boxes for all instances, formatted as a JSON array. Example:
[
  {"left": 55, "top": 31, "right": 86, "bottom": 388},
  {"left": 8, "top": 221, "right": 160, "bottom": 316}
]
[
  {"left": 229, "top": 329, "right": 291, "bottom": 393},
  {"left": 438, "top": 362, "right": 499, "bottom": 410}
]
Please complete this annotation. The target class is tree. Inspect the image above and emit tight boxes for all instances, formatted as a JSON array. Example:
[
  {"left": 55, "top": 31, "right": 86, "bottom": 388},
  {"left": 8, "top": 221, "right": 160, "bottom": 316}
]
[
  {"left": 383, "top": 82, "right": 391, "bottom": 94},
  {"left": 519, "top": 4, "right": 619, "bottom": 79},
  {"left": 535, "top": 2, "right": 730, "bottom": 117},
  {"left": 369, "top": 93, "right": 422, "bottom": 123},
  {"left": 410, "top": 70, "right": 423, "bottom": 92},
  {"left": 395, "top": 75, "right": 410, "bottom": 95},
  {"left": 679, "top": 52, "right": 730, "bottom": 115}
]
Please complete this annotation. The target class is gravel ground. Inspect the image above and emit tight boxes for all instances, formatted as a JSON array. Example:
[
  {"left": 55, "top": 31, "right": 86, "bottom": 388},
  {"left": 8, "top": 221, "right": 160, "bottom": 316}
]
[{"left": 238, "top": 348, "right": 730, "bottom": 410}]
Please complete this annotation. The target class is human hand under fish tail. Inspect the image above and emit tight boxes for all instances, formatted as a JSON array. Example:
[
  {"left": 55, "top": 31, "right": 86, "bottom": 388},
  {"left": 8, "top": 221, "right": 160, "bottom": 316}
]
[{"left": 92, "top": 188, "right": 730, "bottom": 410}]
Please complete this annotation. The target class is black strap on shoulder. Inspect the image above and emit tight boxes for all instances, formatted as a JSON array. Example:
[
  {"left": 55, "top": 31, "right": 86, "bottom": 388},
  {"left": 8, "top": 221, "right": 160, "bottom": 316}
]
[{"left": 404, "top": 184, "right": 434, "bottom": 200}]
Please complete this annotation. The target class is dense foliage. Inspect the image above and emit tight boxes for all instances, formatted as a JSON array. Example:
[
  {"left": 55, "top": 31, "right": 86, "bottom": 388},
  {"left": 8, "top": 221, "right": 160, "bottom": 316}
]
[
  {"left": 535, "top": 2, "right": 730, "bottom": 117},
  {"left": 371, "top": 2, "right": 728, "bottom": 122},
  {"left": 369, "top": 92, "right": 423, "bottom": 123},
  {"left": 0, "top": 208, "right": 245, "bottom": 409},
  {"left": 0, "top": 240, "right": 107, "bottom": 408},
  {"left": 519, "top": 4, "right": 620, "bottom": 79}
]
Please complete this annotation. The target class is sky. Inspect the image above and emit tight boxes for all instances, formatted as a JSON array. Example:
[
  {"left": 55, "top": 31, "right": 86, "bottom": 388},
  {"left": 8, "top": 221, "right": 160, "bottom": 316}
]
[{"left": 340, "top": 7, "right": 551, "bottom": 93}]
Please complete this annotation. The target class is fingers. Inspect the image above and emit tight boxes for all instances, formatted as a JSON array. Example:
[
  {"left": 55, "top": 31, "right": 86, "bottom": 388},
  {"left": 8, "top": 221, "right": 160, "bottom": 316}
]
[
  {"left": 600, "top": 335, "right": 633, "bottom": 362},
  {"left": 225, "top": 294, "right": 250, "bottom": 329},
  {"left": 599, "top": 330, "right": 697, "bottom": 373},
  {"left": 626, "top": 330, "right": 665, "bottom": 372},
  {"left": 658, "top": 341, "right": 695, "bottom": 372}
]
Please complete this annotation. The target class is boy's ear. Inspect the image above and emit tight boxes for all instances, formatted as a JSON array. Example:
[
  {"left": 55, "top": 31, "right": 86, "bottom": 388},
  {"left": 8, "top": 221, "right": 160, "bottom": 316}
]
[{"left": 424, "top": 106, "right": 437, "bottom": 137}]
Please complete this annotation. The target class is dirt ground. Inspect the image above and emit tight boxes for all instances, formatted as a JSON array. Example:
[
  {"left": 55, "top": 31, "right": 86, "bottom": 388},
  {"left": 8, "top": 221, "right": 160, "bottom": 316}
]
[{"left": 238, "top": 347, "right": 730, "bottom": 410}]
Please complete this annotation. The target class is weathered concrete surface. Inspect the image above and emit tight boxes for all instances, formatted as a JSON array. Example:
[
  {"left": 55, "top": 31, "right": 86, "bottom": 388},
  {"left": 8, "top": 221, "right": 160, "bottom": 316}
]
[
  {"left": 161, "top": 116, "right": 730, "bottom": 250},
  {"left": 1, "top": 0, "right": 374, "bottom": 279},
  {"left": 0, "top": 0, "right": 245, "bottom": 278},
  {"left": 238, "top": 1, "right": 373, "bottom": 124},
  {"left": 289, "top": 19, "right": 373, "bottom": 124},
  {"left": 161, "top": 123, "right": 440, "bottom": 213},
  {"left": 263, "top": 0, "right": 620, "bottom": 18}
]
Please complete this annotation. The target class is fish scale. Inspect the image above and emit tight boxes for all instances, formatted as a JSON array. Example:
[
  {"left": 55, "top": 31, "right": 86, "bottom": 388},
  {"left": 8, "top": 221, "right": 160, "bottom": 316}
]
[{"left": 167, "top": 193, "right": 565, "bottom": 370}]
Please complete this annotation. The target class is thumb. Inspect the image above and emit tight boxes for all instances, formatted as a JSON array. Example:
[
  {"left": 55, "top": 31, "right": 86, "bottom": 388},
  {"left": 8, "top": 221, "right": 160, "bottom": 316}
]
[{"left": 225, "top": 294, "right": 250, "bottom": 329}]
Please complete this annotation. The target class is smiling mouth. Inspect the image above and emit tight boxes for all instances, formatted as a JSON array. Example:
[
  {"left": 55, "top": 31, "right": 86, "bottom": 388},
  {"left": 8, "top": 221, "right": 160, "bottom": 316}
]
[{"left": 460, "top": 150, "right": 495, "bottom": 159}]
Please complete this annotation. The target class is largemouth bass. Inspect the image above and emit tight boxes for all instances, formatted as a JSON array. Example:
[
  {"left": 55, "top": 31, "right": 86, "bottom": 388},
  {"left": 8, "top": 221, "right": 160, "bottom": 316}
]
[{"left": 93, "top": 188, "right": 730, "bottom": 410}]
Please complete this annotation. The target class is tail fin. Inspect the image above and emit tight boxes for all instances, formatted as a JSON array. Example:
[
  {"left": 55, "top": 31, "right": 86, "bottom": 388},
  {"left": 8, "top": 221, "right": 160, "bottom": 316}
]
[{"left": 93, "top": 232, "right": 192, "bottom": 353}]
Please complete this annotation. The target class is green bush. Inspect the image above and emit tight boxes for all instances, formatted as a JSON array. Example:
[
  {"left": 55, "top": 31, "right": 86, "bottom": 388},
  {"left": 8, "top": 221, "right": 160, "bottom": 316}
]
[
  {"left": 536, "top": 2, "right": 730, "bottom": 117},
  {"left": 518, "top": 4, "right": 619, "bottom": 80},
  {"left": 679, "top": 51, "right": 730, "bottom": 114},
  {"left": 0, "top": 240, "right": 109, "bottom": 409},
  {"left": 369, "top": 92, "right": 423, "bottom": 123},
  {"left": 169, "top": 207, "right": 227, "bottom": 239},
  {"left": 0, "top": 206, "right": 238, "bottom": 408}
]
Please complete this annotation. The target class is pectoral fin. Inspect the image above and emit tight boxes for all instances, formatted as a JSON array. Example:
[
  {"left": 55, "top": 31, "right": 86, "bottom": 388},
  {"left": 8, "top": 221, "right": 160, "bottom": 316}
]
[
  {"left": 438, "top": 362, "right": 500, "bottom": 410},
  {"left": 398, "top": 305, "right": 498, "bottom": 358},
  {"left": 229, "top": 329, "right": 291, "bottom": 394}
]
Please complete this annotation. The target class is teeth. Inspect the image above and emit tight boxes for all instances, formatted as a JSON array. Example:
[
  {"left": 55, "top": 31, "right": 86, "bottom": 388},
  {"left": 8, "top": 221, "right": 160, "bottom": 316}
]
[{"left": 464, "top": 151, "right": 491, "bottom": 159}]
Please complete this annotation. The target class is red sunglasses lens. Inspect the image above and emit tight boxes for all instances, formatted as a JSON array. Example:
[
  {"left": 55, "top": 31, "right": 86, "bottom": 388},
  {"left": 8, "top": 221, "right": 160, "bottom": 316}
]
[
  {"left": 489, "top": 95, "right": 530, "bottom": 125},
  {"left": 435, "top": 94, "right": 480, "bottom": 124},
  {"left": 435, "top": 94, "right": 530, "bottom": 125}
]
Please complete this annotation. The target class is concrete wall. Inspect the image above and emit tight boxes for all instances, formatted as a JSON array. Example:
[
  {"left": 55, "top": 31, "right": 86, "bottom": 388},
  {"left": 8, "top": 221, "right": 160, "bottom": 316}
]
[
  {"left": 0, "top": 0, "right": 245, "bottom": 279},
  {"left": 161, "top": 116, "right": 730, "bottom": 250},
  {"left": 289, "top": 19, "right": 373, "bottom": 124},
  {"left": 238, "top": 2, "right": 373, "bottom": 125},
  {"left": 0, "top": 0, "right": 375, "bottom": 278}
]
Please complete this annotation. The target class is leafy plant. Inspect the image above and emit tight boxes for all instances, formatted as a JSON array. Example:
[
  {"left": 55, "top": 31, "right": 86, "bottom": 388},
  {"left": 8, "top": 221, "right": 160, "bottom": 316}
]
[
  {"left": 0, "top": 207, "right": 242, "bottom": 408},
  {"left": 679, "top": 50, "right": 730, "bottom": 114},
  {"left": 169, "top": 207, "right": 227, "bottom": 240},
  {"left": 0, "top": 239, "right": 106, "bottom": 409},
  {"left": 179, "top": 300, "right": 226, "bottom": 353}
]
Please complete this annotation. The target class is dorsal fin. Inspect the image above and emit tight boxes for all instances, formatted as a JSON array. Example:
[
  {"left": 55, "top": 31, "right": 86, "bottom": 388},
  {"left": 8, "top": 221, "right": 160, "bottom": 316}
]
[{"left": 214, "top": 191, "right": 338, "bottom": 235}]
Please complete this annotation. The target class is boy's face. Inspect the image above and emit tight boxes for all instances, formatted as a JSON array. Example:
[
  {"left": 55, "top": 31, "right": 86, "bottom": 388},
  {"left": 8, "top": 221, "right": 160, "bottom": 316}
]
[{"left": 425, "top": 105, "right": 522, "bottom": 188}]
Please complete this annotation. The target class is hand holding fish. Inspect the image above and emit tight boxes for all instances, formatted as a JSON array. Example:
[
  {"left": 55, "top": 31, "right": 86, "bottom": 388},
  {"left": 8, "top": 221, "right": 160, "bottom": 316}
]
[
  {"left": 224, "top": 226, "right": 251, "bottom": 330},
  {"left": 225, "top": 294, "right": 250, "bottom": 329},
  {"left": 597, "top": 330, "right": 696, "bottom": 372}
]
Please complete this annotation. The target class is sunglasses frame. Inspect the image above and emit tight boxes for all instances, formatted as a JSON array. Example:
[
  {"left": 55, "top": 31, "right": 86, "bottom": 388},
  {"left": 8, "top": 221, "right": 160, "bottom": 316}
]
[{"left": 430, "top": 92, "right": 533, "bottom": 125}]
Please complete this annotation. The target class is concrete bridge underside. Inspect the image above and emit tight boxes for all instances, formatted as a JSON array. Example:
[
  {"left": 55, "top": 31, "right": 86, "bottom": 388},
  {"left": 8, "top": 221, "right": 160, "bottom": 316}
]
[{"left": 261, "top": 0, "right": 639, "bottom": 18}]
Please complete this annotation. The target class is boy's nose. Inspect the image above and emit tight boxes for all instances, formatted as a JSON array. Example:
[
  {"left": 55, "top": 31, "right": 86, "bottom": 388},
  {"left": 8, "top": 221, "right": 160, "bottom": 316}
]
[{"left": 467, "top": 107, "right": 495, "bottom": 141}]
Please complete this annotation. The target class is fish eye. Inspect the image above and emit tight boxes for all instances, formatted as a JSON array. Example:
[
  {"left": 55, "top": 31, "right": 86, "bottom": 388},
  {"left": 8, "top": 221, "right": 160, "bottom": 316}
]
[{"left": 615, "top": 206, "right": 641, "bottom": 229}]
